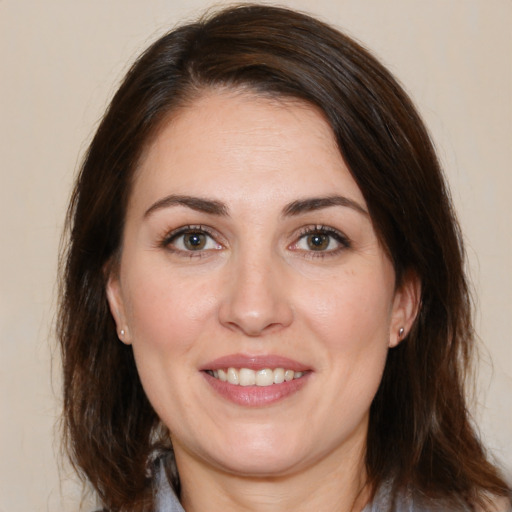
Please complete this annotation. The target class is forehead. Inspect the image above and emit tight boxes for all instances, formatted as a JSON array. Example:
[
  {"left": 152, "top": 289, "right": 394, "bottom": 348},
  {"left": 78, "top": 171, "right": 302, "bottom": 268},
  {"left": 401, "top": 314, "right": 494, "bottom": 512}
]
[{"left": 131, "top": 90, "right": 365, "bottom": 212}]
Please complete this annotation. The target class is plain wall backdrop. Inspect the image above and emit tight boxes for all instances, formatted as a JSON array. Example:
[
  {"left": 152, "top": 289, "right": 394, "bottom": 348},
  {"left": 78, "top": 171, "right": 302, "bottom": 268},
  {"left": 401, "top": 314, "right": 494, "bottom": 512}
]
[{"left": 1, "top": 1, "right": 510, "bottom": 510}]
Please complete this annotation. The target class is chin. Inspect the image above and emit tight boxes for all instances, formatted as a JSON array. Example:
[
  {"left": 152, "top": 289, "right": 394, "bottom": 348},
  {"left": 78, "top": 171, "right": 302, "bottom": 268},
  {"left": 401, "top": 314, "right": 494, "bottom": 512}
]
[
  {"left": 215, "top": 450, "right": 306, "bottom": 478},
  {"left": 202, "top": 426, "right": 313, "bottom": 477}
]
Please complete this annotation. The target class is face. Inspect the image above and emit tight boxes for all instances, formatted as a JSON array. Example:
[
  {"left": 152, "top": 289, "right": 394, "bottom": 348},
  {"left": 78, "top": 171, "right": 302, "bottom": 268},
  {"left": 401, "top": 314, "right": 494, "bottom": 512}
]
[{"left": 107, "top": 90, "right": 418, "bottom": 480}]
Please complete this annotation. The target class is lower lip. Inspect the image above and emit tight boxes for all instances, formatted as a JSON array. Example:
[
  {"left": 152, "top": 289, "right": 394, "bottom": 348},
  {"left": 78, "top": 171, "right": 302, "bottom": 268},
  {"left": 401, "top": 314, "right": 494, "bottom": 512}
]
[{"left": 202, "top": 371, "right": 310, "bottom": 407}]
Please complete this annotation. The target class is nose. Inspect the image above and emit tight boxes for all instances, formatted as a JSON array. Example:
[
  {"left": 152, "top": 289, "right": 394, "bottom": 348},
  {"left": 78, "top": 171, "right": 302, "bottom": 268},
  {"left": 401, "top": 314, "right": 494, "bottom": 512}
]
[{"left": 218, "top": 252, "right": 294, "bottom": 337}]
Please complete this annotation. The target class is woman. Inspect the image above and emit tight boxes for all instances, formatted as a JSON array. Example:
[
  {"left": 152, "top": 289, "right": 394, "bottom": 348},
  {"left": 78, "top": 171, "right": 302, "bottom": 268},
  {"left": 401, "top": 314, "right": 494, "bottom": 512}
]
[{"left": 58, "top": 5, "right": 511, "bottom": 511}]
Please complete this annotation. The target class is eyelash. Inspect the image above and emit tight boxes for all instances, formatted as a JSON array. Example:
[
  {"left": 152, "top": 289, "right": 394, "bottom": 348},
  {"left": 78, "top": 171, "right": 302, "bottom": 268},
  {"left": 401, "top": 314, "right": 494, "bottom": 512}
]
[
  {"left": 158, "top": 224, "right": 351, "bottom": 259},
  {"left": 291, "top": 225, "right": 351, "bottom": 258},
  {"left": 159, "top": 225, "right": 223, "bottom": 258}
]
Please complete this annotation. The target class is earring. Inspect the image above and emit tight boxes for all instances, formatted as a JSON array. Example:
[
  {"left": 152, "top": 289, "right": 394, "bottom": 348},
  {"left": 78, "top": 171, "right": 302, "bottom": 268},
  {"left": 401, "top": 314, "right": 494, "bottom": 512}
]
[
  {"left": 398, "top": 327, "right": 405, "bottom": 339},
  {"left": 119, "top": 329, "right": 125, "bottom": 337}
]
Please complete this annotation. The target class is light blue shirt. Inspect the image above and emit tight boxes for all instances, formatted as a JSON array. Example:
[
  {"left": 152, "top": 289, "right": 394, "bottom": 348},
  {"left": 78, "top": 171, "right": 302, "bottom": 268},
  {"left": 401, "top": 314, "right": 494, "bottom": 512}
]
[{"left": 154, "top": 461, "right": 428, "bottom": 512}]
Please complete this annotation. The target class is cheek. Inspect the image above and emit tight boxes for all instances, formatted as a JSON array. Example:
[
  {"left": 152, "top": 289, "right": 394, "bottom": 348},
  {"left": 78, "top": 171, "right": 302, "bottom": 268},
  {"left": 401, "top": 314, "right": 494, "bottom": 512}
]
[
  {"left": 299, "top": 269, "right": 394, "bottom": 352},
  {"left": 122, "top": 265, "right": 221, "bottom": 422},
  {"left": 122, "top": 262, "right": 219, "bottom": 353},
  {"left": 297, "top": 264, "right": 394, "bottom": 404}
]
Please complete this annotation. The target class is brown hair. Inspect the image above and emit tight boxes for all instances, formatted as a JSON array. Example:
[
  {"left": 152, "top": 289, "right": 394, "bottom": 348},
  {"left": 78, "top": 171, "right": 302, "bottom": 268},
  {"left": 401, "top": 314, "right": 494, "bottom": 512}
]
[{"left": 59, "top": 4, "right": 510, "bottom": 511}]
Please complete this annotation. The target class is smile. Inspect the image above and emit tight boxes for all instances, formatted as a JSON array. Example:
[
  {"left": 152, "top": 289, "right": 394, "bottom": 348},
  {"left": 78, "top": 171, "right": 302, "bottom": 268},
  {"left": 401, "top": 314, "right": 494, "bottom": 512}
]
[{"left": 205, "top": 367, "right": 305, "bottom": 386}]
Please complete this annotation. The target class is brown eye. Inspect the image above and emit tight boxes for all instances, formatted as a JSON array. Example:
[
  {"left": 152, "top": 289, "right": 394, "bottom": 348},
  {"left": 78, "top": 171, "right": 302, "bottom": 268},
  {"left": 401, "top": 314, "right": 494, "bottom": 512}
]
[
  {"left": 165, "top": 227, "right": 223, "bottom": 254},
  {"left": 292, "top": 226, "right": 350, "bottom": 255},
  {"left": 183, "top": 232, "right": 207, "bottom": 250},
  {"left": 306, "top": 233, "right": 330, "bottom": 251}
]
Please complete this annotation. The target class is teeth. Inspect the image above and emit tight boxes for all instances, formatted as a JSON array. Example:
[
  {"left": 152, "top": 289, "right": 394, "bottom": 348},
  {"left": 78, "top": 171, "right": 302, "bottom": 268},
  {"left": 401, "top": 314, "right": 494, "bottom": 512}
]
[
  {"left": 227, "top": 367, "right": 239, "bottom": 385},
  {"left": 239, "top": 368, "right": 256, "bottom": 386},
  {"left": 209, "top": 367, "right": 305, "bottom": 386},
  {"left": 273, "top": 368, "right": 285, "bottom": 384},
  {"left": 256, "top": 368, "right": 273, "bottom": 386}
]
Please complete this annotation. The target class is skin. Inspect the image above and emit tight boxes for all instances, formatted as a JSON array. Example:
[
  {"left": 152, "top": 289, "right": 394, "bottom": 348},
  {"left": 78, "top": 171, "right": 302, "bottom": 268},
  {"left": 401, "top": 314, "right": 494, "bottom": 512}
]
[{"left": 106, "top": 90, "right": 420, "bottom": 512}]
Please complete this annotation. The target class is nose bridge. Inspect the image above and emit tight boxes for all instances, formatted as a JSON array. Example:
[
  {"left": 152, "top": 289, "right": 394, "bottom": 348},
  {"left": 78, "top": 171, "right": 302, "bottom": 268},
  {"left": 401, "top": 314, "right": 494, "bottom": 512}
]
[{"left": 218, "top": 243, "right": 293, "bottom": 336}]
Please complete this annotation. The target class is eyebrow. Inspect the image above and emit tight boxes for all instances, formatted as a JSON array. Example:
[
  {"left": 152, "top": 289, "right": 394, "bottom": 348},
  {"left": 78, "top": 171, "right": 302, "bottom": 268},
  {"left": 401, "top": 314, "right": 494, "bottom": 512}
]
[
  {"left": 282, "top": 195, "right": 368, "bottom": 217},
  {"left": 144, "top": 193, "right": 367, "bottom": 219},
  {"left": 144, "top": 195, "right": 229, "bottom": 218}
]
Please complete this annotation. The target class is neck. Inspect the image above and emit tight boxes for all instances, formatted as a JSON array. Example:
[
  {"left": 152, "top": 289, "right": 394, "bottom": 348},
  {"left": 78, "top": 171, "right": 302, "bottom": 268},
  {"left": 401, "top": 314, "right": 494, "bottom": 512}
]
[{"left": 174, "top": 435, "right": 370, "bottom": 512}]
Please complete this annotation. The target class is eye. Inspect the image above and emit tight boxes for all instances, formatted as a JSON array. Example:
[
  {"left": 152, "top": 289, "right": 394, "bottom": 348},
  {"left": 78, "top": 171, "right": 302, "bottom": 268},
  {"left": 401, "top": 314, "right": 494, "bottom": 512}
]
[
  {"left": 302, "top": 233, "right": 333, "bottom": 251},
  {"left": 163, "top": 226, "right": 223, "bottom": 253},
  {"left": 291, "top": 225, "right": 350, "bottom": 255}
]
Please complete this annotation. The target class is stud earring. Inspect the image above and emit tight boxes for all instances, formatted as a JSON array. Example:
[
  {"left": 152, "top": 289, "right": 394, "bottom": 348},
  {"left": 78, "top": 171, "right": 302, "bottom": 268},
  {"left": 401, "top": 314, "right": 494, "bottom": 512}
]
[
  {"left": 398, "top": 327, "right": 405, "bottom": 339},
  {"left": 120, "top": 329, "right": 125, "bottom": 337}
]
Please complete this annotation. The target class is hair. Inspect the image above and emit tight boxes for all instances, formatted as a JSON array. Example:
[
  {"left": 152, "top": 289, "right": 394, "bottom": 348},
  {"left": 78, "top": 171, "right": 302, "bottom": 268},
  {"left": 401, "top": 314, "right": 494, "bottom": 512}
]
[{"left": 58, "top": 4, "right": 510, "bottom": 511}]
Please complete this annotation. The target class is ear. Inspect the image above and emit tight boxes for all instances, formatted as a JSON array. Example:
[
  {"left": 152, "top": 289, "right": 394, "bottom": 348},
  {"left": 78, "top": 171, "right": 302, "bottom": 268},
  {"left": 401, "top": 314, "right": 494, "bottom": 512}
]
[
  {"left": 105, "top": 270, "right": 132, "bottom": 345},
  {"left": 389, "top": 270, "right": 421, "bottom": 348}
]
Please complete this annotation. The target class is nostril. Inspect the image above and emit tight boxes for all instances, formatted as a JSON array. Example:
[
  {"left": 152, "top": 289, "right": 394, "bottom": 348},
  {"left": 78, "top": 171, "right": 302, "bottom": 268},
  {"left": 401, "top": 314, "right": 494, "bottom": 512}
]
[{"left": 219, "top": 300, "right": 293, "bottom": 336}]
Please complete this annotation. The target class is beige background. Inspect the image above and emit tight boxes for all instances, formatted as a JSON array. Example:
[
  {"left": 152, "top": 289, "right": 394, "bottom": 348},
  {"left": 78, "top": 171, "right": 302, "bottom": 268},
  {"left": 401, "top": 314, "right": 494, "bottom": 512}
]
[{"left": 1, "top": 1, "right": 510, "bottom": 510}]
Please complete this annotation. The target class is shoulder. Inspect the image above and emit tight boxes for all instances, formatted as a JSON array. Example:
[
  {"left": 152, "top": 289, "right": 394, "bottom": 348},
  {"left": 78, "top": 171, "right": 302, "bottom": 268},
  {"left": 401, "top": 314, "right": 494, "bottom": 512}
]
[{"left": 368, "top": 483, "right": 511, "bottom": 512}]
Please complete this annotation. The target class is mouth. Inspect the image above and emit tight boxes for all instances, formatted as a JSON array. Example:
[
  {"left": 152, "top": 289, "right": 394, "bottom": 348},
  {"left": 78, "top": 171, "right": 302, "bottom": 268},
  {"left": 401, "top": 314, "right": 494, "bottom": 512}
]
[
  {"left": 201, "top": 354, "right": 311, "bottom": 406},
  {"left": 204, "top": 367, "right": 305, "bottom": 386}
]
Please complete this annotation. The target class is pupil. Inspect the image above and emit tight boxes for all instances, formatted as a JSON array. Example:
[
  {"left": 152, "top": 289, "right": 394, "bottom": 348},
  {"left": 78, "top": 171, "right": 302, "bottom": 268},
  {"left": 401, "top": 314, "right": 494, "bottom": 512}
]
[
  {"left": 308, "top": 234, "right": 328, "bottom": 250},
  {"left": 185, "top": 233, "right": 205, "bottom": 250}
]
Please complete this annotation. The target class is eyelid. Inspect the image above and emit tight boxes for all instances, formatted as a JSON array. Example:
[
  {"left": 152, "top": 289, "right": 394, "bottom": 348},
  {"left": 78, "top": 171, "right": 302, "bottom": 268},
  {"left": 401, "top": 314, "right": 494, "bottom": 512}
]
[
  {"left": 159, "top": 225, "right": 225, "bottom": 254},
  {"left": 157, "top": 223, "right": 350, "bottom": 259},
  {"left": 289, "top": 224, "right": 351, "bottom": 255}
]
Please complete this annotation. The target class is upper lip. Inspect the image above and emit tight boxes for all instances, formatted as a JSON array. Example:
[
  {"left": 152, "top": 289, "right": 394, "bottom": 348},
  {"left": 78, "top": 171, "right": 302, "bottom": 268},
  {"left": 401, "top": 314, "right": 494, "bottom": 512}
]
[{"left": 201, "top": 353, "right": 310, "bottom": 372}]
